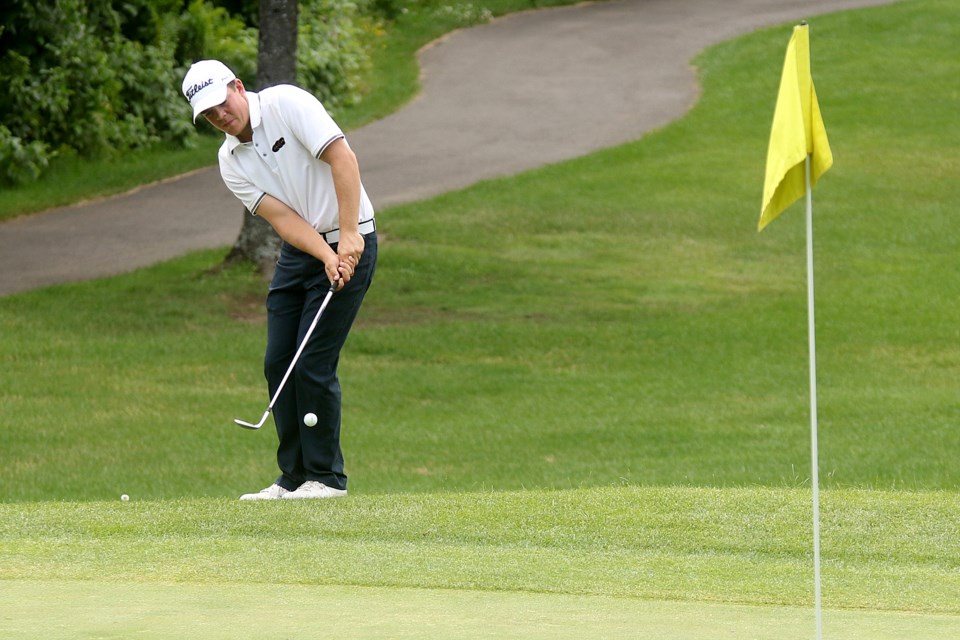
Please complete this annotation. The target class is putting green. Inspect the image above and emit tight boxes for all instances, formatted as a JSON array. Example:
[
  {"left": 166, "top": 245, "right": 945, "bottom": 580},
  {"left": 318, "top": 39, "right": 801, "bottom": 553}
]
[{"left": 1, "top": 580, "right": 956, "bottom": 639}]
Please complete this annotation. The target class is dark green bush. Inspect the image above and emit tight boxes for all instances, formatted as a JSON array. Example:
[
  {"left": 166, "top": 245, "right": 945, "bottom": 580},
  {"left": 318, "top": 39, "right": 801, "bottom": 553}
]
[
  {"left": 0, "top": 0, "right": 197, "bottom": 184},
  {"left": 0, "top": 125, "right": 49, "bottom": 184},
  {"left": 175, "top": 0, "right": 257, "bottom": 88},
  {"left": 297, "top": 0, "right": 379, "bottom": 113},
  {"left": 0, "top": 0, "right": 378, "bottom": 185}
]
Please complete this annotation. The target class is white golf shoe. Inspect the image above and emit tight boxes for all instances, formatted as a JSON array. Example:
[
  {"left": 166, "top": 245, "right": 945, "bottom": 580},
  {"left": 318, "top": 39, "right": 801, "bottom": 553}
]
[
  {"left": 282, "top": 481, "right": 347, "bottom": 500},
  {"left": 239, "top": 483, "right": 289, "bottom": 501}
]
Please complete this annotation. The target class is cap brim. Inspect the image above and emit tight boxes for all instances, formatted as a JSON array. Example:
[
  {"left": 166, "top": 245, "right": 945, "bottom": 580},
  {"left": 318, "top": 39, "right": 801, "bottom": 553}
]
[{"left": 191, "top": 85, "right": 229, "bottom": 122}]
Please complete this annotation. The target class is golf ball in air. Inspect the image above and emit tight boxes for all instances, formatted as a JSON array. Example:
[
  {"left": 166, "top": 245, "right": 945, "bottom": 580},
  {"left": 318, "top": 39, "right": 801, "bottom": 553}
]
[
  {"left": 121, "top": 494, "right": 130, "bottom": 502},
  {"left": 304, "top": 413, "right": 318, "bottom": 427}
]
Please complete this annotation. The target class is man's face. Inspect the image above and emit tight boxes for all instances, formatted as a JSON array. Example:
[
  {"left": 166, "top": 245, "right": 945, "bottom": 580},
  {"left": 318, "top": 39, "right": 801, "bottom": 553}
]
[{"left": 202, "top": 81, "right": 250, "bottom": 138}]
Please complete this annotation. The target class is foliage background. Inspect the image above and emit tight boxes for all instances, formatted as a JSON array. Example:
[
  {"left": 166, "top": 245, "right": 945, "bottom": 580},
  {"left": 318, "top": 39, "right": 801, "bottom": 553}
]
[{"left": 0, "top": 0, "right": 385, "bottom": 186}]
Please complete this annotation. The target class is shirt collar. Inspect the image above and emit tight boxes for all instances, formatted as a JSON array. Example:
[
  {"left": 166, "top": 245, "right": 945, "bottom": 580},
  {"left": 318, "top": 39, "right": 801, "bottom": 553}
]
[{"left": 226, "top": 91, "right": 261, "bottom": 154}]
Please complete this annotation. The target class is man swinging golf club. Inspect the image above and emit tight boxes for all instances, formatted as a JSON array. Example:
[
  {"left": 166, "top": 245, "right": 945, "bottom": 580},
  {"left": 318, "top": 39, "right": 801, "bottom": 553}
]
[{"left": 182, "top": 60, "right": 377, "bottom": 500}]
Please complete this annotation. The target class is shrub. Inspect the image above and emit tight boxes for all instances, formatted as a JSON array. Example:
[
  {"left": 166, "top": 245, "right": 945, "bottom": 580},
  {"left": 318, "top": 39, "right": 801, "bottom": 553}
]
[
  {"left": 175, "top": 0, "right": 258, "bottom": 88},
  {"left": 0, "top": 125, "right": 49, "bottom": 185},
  {"left": 0, "top": 0, "right": 379, "bottom": 185},
  {"left": 0, "top": 0, "right": 255, "bottom": 185},
  {"left": 297, "top": 0, "right": 380, "bottom": 114}
]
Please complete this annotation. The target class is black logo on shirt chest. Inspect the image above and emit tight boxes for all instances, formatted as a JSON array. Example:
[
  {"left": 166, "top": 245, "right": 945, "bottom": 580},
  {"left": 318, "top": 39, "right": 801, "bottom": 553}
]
[{"left": 272, "top": 137, "right": 286, "bottom": 153}]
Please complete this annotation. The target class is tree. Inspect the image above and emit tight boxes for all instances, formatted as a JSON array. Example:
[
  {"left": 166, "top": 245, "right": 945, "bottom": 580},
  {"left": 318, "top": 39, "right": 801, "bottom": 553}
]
[{"left": 224, "top": 0, "right": 299, "bottom": 277}]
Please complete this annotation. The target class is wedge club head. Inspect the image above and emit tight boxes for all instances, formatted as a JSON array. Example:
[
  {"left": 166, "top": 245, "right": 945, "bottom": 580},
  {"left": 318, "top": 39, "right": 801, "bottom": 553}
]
[{"left": 234, "top": 409, "right": 270, "bottom": 430}]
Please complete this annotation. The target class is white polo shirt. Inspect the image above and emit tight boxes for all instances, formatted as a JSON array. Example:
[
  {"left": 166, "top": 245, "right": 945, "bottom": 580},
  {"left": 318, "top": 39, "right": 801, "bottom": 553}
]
[{"left": 218, "top": 85, "right": 374, "bottom": 233}]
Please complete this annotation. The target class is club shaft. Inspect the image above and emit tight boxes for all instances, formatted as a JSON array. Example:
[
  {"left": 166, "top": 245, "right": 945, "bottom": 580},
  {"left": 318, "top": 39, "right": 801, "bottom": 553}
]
[
  {"left": 235, "top": 282, "right": 337, "bottom": 429},
  {"left": 265, "top": 285, "right": 337, "bottom": 413}
]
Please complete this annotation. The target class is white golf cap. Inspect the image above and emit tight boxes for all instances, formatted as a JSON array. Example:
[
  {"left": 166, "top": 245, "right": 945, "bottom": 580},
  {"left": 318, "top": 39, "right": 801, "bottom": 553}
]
[{"left": 182, "top": 60, "right": 237, "bottom": 122}]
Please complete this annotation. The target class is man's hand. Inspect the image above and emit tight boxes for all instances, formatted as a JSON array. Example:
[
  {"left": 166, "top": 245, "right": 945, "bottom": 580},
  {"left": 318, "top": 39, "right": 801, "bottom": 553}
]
[
  {"left": 336, "top": 230, "right": 364, "bottom": 286},
  {"left": 323, "top": 253, "right": 344, "bottom": 290}
]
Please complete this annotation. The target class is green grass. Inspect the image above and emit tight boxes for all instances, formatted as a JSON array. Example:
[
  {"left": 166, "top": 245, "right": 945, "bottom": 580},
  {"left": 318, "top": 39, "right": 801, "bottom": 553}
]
[
  {"left": 6, "top": 583, "right": 958, "bottom": 640},
  {"left": 0, "top": 138, "right": 224, "bottom": 222},
  {"left": 5, "top": 0, "right": 950, "bottom": 499},
  {"left": 1, "top": 0, "right": 959, "bottom": 636},
  {"left": 1, "top": 489, "right": 959, "bottom": 637},
  {"left": 3, "top": 487, "right": 959, "bottom": 611}
]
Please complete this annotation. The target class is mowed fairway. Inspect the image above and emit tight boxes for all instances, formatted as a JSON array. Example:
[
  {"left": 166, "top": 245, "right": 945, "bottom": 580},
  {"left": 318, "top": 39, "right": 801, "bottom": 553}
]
[
  {"left": 4, "top": 584, "right": 959, "bottom": 640},
  {"left": 1, "top": 489, "right": 959, "bottom": 638},
  {"left": 1, "top": 0, "right": 958, "bottom": 637}
]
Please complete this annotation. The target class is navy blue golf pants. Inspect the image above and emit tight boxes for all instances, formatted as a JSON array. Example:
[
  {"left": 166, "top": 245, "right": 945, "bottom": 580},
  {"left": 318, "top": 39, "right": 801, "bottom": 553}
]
[{"left": 264, "top": 232, "right": 377, "bottom": 491}]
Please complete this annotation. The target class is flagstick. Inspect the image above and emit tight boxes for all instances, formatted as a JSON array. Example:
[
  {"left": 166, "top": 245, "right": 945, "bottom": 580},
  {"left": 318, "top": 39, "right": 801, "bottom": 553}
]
[{"left": 805, "top": 154, "right": 824, "bottom": 640}]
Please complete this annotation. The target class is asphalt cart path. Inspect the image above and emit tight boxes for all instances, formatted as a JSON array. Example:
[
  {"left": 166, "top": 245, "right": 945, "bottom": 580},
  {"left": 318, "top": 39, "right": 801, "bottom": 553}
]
[{"left": 0, "top": 0, "right": 893, "bottom": 296}]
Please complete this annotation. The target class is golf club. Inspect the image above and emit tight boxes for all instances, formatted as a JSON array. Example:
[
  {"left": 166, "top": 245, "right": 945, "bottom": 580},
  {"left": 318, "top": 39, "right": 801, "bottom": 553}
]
[{"left": 234, "top": 280, "right": 338, "bottom": 430}]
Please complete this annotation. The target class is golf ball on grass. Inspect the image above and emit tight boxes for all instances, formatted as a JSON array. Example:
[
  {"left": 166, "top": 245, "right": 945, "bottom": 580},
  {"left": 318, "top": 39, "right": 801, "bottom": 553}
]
[
  {"left": 304, "top": 413, "right": 318, "bottom": 427},
  {"left": 121, "top": 494, "right": 129, "bottom": 502}
]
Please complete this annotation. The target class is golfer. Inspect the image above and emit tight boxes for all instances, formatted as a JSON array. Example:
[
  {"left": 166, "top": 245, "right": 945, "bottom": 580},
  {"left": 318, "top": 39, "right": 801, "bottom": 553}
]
[{"left": 181, "top": 60, "right": 377, "bottom": 500}]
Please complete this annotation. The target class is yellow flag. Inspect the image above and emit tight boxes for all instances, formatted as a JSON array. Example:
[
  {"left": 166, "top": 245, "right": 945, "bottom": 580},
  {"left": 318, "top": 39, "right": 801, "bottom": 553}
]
[{"left": 758, "top": 24, "right": 833, "bottom": 231}]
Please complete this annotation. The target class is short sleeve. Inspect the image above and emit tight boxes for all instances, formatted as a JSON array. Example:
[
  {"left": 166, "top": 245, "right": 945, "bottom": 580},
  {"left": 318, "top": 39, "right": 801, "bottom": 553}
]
[{"left": 218, "top": 144, "right": 266, "bottom": 214}]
